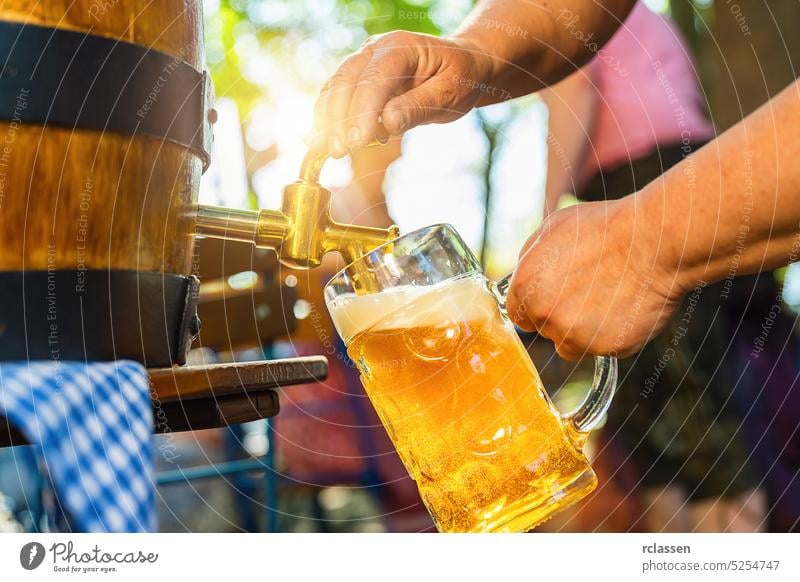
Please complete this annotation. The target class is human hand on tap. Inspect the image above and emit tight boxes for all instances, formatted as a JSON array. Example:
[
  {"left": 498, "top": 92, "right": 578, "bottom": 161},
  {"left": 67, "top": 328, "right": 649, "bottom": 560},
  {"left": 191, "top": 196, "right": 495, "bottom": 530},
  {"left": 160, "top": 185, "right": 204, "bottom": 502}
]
[
  {"left": 309, "top": 1, "right": 635, "bottom": 157},
  {"left": 308, "top": 32, "right": 494, "bottom": 158}
]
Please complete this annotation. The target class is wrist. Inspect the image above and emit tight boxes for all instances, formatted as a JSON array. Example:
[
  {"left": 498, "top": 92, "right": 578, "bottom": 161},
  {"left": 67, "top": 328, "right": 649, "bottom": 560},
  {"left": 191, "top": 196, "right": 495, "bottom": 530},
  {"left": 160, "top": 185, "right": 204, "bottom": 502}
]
[
  {"left": 623, "top": 190, "right": 697, "bottom": 297},
  {"left": 448, "top": 33, "right": 498, "bottom": 90}
]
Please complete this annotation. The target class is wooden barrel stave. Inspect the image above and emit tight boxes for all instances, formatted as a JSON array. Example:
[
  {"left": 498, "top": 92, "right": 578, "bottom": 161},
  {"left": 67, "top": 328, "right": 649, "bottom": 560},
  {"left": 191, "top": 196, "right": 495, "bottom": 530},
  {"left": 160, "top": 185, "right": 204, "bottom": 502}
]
[{"left": 0, "top": 0, "right": 203, "bottom": 275}]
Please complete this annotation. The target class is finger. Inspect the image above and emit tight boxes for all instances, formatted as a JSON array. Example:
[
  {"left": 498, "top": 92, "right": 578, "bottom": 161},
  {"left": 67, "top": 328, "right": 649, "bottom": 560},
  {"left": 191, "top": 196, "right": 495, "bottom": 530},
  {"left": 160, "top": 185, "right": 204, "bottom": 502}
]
[
  {"left": 381, "top": 76, "right": 465, "bottom": 134},
  {"left": 537, "top": 301, "right": 587, "bottom": 361},
  {"left": 323, "top": 49, "right": 378, "bottom": 158},
  {"left": 505, "top": 274, "right": 540, "bottom": 333},
  {"left": 553, "top": 338, "right": 584, "bottom": 362},
  {"left": 345, "top": 47, "right": 417, "bottom": 148}
]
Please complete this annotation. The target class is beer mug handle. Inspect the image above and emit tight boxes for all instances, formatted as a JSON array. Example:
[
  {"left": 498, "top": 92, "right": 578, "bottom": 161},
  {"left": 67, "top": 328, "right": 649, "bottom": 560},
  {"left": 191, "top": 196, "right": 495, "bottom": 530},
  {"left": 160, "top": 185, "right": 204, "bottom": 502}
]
[{"left": 493, "top": 273, "right": 618, "bottom": 439}]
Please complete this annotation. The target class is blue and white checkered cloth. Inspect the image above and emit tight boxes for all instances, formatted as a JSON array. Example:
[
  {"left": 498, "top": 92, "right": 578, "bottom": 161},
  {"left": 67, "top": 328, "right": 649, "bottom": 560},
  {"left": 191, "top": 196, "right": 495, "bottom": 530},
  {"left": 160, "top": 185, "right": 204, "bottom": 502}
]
[{"left": 0, "top": 361, "right": 155, "bottom": 532}]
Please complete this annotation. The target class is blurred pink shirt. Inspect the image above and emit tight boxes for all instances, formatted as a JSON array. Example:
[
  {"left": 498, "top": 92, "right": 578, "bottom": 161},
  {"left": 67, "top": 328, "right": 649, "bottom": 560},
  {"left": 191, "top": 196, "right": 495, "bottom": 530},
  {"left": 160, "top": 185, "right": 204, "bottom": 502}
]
[{"left": 578, "top": 3, "right": 715, "bottom": 184}]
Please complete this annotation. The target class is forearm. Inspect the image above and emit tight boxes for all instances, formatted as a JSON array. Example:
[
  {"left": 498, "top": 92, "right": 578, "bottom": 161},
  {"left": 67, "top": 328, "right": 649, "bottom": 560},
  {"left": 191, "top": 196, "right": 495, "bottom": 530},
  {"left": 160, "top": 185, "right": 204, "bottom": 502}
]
[
  {"left": 452, "top": 0, "right": 635, "bottom": 104},
  {"left": 541, "top": 69, "right": 596, "bottom": 216},
  {"left": 637, "top": 79, "right": 800, "bottom": 292},
  {"left": 543, "top": 122, "right": 583, "bottom": 217}
]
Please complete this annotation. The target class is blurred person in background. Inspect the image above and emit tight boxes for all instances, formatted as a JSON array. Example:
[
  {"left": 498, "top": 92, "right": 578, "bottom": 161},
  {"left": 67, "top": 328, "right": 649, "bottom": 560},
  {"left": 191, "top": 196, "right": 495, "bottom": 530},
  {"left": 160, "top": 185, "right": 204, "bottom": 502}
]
[
  {"left": 310, "top": 0, "right": 800, "bottom": 363},
  {"left": 538, "top": 2, "right": 765, "bottom": 532}
]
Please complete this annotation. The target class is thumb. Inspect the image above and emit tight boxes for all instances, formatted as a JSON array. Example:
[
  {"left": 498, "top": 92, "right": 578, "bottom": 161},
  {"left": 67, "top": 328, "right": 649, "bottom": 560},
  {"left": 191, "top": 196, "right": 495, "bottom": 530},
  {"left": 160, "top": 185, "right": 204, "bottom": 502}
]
[
  {"left": 505, "top": 274, "right": 540, "bottom": 334},
  {"left": 381, "top": 77, "right": 469, "bottom": 134}
]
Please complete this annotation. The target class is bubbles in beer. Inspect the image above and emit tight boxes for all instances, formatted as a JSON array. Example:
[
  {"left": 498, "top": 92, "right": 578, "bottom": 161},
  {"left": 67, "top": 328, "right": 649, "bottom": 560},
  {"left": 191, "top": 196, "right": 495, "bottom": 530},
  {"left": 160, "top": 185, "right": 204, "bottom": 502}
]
[
  {"left": 470, "top": 423, "right": 514, "bottom": 457},
  {"left": 515, "top": 430, "right": 552, "bottom": 472},
  {"left": 330, "top": 275, "right": 595, "bottom": 532},
  {"left": 451, "top": 460, "right": 502, "bottom": 508},
  {"left": 403, "top": 319, "right": 461, "bottom": 361}
]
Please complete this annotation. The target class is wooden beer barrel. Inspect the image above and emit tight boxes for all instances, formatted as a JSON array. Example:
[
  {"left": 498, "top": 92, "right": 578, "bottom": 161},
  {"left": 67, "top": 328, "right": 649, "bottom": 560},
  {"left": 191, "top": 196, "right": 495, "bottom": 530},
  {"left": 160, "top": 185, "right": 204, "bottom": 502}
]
[
  {"left": 0, "top": 1, "right": 209, "bottom": 365},
  {"left": 0, "top": 0, "right": 202, "bottom": 273}
]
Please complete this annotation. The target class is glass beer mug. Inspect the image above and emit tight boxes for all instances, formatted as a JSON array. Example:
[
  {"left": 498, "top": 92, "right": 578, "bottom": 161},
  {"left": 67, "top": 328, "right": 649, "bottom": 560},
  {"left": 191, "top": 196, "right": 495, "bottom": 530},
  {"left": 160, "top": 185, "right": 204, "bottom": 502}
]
[{"left": 324, "top": 224, "right": 617, "bottom": 532}]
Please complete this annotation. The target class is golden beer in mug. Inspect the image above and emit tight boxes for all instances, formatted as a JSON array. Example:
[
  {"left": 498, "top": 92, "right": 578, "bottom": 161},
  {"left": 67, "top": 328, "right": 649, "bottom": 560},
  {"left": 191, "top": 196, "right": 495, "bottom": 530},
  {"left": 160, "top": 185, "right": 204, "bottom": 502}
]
[{"left": 325, "top": 225, "right": 617, "bottom": 532}]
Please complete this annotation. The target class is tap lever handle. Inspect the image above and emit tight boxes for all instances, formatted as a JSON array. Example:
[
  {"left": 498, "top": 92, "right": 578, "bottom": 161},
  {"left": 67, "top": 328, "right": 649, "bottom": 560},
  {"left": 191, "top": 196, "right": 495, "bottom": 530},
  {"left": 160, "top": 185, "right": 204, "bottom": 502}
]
[{"left": 300, "top": 132, "right": 391, "bottom": 184}]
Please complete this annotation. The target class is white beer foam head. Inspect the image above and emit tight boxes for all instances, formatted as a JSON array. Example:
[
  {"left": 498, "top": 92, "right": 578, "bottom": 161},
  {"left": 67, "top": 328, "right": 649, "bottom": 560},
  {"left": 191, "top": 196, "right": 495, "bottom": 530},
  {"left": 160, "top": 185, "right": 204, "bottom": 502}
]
[{"left": 327, "top": 275, "right": 497, "bottom": 343}]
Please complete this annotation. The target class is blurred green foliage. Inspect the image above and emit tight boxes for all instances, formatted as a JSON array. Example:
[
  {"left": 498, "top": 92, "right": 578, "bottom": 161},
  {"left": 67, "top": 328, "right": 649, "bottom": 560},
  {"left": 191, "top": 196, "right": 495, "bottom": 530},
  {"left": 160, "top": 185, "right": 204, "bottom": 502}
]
[{"left": 204, "top": 0, "right": 471, "bottom": 117}]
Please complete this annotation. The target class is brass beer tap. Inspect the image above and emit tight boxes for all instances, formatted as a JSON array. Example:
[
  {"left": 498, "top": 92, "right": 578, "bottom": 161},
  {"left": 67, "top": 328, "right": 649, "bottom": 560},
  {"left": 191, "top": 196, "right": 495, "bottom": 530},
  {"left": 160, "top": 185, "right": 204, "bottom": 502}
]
[{"left": 195, "top": 144, "right": 400, "bottom": 269}]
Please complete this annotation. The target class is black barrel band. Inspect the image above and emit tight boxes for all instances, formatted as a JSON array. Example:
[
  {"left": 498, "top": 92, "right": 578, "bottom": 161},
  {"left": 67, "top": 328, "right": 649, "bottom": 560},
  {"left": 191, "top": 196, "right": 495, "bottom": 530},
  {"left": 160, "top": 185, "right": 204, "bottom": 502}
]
[
  {"left": 0, "top": 270, "right": 200, "bottom": 367},
  {"left": 0, "top": 21, "right": 213, "bottom": 170}
]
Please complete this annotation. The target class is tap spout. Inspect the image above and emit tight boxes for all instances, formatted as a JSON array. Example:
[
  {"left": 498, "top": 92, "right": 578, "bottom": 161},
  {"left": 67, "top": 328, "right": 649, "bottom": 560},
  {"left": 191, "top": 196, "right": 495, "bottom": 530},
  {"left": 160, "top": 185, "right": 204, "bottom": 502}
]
[{"left": 324, "top": 221, "right": 400, "bottom": 266}]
